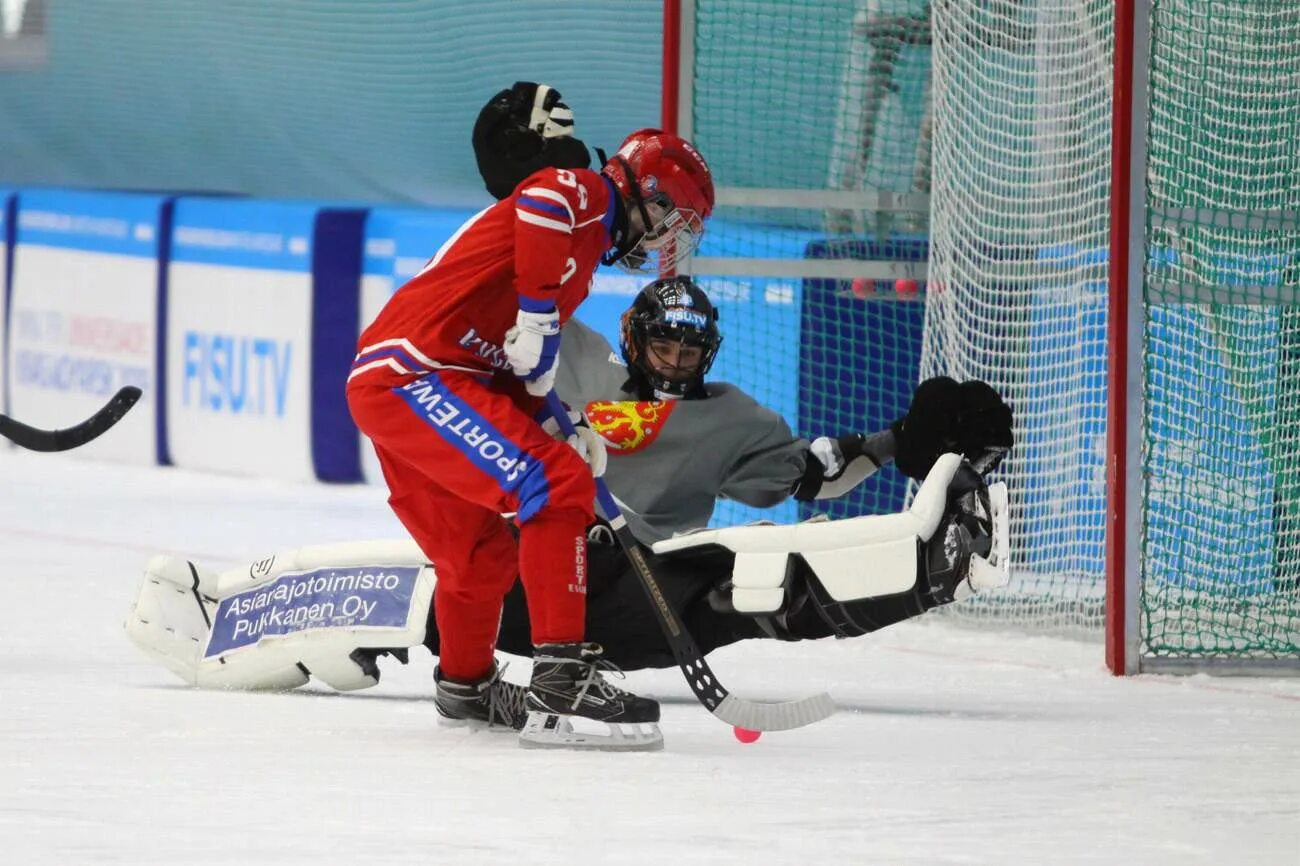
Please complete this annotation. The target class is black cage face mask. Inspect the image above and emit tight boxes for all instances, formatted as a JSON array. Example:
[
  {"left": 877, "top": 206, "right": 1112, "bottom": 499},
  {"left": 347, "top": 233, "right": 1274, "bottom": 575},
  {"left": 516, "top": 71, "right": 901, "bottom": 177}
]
[
  {"left": 620, "top": 277, "right": 722, "bottom": 398},
  {"left": 629, "top": 319, "right": 721, "bottom": 398}
]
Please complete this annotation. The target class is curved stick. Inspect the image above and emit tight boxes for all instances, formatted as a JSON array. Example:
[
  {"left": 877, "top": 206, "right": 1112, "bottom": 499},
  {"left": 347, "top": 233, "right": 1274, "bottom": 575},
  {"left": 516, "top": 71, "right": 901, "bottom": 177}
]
[{"left": 546, "top": 392, "right": 834, "bottom": 732}]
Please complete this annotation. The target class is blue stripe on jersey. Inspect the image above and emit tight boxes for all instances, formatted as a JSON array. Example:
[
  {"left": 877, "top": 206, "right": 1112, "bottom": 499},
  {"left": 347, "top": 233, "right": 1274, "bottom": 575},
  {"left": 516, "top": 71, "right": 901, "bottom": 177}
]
[
  {"left": 517, "top": 294, "right": 557, "bottom": 314},
  {"left": 393, "top": 374, "right": 552, "bottom": 522},
  {"left": 517, "top": 196, "right": 571, "bottom": 221},
  {"left": 353, "top": 345, "right": 427, "bottom": 373}
]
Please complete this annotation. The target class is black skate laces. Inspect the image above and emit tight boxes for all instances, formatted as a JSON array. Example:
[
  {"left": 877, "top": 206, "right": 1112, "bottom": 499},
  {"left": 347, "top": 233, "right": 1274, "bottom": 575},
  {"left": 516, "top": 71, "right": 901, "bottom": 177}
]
[
  {"left": 485, "top": 663, "right": 528, "bottom": 727},
  {"left": 569, "top": 647, "right": 632, "bottom": 712}
]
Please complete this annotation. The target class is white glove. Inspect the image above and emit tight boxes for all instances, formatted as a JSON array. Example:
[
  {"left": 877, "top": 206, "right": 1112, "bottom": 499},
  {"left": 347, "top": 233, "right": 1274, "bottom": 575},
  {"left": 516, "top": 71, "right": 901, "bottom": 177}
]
[
  {"left": 529, "top": 84, "right": 575, "bottom": 138},
  {"left": 503, "top": 305, "right": 561, "bottom": 397},
  {"left": 541, "top": 409, "right": 607, "bottom": 478},
  {"left": 809, "top": 436, "right": 847, "bottom": 477}
]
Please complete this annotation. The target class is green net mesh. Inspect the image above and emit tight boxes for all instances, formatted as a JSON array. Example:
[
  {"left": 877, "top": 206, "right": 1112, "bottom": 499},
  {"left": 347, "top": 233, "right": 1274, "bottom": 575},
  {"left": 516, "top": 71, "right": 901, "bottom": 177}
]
[
  {"left": 1140, "top": 0, "right": 1300, "bottom": 661},
  {"left": 923, "top": 0, "right": 1300, "bottom": 663}
]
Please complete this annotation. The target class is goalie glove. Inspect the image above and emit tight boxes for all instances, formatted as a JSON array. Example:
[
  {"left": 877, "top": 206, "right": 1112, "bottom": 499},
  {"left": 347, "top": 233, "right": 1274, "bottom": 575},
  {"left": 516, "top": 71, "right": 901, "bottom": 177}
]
[
  {"left": 503, "top": 301, "right": 561, "bottom": 396},
  {"left": 473, "top": 81, "right": 592, "bottom": 200},
  {"left": 541, "top": 408, "right": 607, "bottom": 478},
  {"left": 891, "top": 377, "right": 1013, "bottom": 481}
]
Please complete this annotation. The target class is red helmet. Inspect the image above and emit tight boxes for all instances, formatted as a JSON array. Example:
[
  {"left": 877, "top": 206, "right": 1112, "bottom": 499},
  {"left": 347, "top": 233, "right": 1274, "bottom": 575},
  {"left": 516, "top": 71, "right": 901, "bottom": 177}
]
[{"left": 602, "top": 129, "right": 714, "bottom": 272}]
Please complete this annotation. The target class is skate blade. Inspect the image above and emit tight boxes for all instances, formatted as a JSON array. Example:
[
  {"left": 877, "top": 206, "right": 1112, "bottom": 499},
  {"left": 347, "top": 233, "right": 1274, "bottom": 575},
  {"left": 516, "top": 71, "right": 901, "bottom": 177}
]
[
  {"left": 436, "top": 714, "right": 521, "bottom": 734},
  {"left": 518, "top": 711, "right": 664, "bottom": 752}
]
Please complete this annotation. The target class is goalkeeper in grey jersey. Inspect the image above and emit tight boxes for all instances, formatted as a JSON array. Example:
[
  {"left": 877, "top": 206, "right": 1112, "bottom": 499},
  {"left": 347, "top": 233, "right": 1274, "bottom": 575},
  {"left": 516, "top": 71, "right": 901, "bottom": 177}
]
[{"left": 421, "top": 274, "right": 1014, "bottom": 670}]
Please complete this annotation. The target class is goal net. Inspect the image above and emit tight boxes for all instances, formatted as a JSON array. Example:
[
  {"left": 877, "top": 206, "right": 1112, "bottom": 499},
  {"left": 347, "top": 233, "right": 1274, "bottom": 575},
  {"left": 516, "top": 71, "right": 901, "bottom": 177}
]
[
  {"left": 679, "top": 0, "right": 1300, "bottom": 671},
  {"left": 1133, "top": 0, "right": 1300, "bottom": 669},
  {"left": 924, "top": 0, "right": 1300, "bottom": 669},
  {"left": 923, "top": 0, "right": 1114, "bottom": 634}
]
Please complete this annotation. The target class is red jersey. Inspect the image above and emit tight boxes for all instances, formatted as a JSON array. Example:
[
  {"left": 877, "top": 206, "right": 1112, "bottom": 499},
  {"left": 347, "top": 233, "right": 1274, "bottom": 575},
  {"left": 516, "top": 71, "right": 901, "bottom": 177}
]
[{"left": 351, "top": 167, "right": 616, "bottom": 385}]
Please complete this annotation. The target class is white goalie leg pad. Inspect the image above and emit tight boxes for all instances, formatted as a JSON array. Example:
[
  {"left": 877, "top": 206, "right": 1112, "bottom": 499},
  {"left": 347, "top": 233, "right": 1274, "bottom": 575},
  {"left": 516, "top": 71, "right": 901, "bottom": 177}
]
[
  {"left": 125, "top": 540, "right": 434, "bottom": 691},
  {"left": 125, "top": 555, "right": 239, "bottom": 686},
  {"left": 652, "top": 453, "right": 966, "bottom": 614}
]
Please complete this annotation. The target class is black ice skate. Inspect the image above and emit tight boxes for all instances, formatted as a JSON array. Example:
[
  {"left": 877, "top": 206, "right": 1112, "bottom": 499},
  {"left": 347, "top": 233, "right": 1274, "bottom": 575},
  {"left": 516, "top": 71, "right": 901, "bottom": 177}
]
[
  {"left": 519, "top": 642, "right": 663, "bottom": 751},
  {"left": 434, "top": 662, "right": 528, "bottom": 732}
]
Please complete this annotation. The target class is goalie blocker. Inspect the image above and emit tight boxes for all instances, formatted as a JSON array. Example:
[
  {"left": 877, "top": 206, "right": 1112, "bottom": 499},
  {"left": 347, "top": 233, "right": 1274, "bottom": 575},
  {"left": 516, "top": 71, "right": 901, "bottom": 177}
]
[{"left": 125, "top": 454, "right": 1008, "bottom": 693}]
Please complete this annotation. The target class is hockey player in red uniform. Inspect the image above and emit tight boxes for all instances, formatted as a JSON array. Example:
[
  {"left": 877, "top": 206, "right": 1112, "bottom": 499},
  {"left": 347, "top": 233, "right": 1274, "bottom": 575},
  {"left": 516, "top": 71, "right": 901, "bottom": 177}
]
[{"left": 346, "top": 117, "right": 714, "bottom": 750}]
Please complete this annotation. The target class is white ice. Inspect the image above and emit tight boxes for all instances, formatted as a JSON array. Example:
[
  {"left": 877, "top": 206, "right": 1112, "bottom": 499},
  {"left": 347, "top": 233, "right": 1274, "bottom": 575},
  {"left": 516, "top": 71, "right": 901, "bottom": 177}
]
[{"left": 1, "top": 447, "right": 1297, "bottom": 865}]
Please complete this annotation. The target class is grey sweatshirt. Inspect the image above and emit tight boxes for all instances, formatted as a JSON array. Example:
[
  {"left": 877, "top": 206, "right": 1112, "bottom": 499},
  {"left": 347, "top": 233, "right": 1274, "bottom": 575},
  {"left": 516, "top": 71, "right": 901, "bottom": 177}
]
[{"left": 554, "top": 318, "right": 811, "bottom": 544}]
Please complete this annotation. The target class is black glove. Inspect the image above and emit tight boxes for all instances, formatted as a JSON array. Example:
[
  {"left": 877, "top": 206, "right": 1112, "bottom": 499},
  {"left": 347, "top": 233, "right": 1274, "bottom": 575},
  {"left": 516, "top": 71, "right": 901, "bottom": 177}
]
[
  {"left": 472, "top": 81, "right": 592, "bottom": 200},
  {"left": 890, "top": 377, "right": 1013, "bottom": 480}
]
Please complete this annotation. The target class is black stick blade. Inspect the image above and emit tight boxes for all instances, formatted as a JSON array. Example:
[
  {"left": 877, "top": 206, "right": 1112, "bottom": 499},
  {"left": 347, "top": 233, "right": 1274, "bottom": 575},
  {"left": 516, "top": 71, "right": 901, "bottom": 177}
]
[{"left": 0, "top": 386, "right": 143, "bottom": 452}]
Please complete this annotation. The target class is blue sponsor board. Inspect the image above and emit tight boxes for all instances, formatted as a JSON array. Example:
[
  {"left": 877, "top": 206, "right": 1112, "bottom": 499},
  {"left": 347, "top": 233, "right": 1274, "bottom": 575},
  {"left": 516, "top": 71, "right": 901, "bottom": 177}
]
[
  {"left": 166, "top": 197, "right": 364, "bottom": 481},
  {"left": 170, "top": 198, "right": 317, "bottom": 271},
  {"left": 1, "top": 187, "right": 14, "bottom": 417},
  {"left": 363, "top": 206, "right": 481, "bottom": 285},
  {"left": 359, "top": 205, "right": 480, "bottom": 328},
  {"left": 1018, "top": 242, "right": 1294, "bottom": 593},
  {"left": 206, "top": 564, "right": 423, "bottom": 657},
  {"left": 1018, "top": 277, "right": 1108, "bottom": 577},
  {"left": 1142, "top": 303, "right": 1279, "bottom": 595},
  {"left": 7, "top": 189, "right": 170, "bottom": 463},
  {"left": 15, "top": 189, "right": 169, "bottom": 258}
]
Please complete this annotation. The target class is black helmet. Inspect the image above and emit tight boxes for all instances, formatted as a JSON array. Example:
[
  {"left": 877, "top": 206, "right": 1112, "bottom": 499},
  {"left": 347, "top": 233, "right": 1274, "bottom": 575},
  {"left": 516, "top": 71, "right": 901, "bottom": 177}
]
[{"left": 619, "top": 277, "right": 722, "bottom": 399}]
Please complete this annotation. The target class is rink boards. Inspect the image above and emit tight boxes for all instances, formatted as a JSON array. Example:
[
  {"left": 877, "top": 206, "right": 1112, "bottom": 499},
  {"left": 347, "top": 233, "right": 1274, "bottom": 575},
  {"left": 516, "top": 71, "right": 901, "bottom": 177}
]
[
  {"left": 1, "top": 186, "right": 1288, "bottom": 570},
  {"left": 0, "top": 189, "right": 814, "bottom": 530}
]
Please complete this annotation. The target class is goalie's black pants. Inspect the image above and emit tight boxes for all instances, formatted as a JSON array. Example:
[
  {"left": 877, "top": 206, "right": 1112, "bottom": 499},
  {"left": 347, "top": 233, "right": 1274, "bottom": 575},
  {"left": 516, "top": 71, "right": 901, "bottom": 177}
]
[{"left": 423, "top": 535, "right": 928, "bottom": 672}]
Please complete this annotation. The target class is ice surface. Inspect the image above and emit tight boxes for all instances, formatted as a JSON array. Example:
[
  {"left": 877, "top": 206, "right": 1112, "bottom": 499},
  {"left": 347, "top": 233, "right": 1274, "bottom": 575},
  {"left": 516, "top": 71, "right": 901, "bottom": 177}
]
[{"left": 1, "top": 448, "right": 1297, "bottom": 865}]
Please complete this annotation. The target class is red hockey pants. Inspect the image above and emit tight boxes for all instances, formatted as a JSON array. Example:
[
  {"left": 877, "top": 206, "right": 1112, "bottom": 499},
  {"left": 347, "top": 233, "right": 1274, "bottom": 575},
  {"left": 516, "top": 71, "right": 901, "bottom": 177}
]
[{"left": 347, "top": 370, "right": 595, "bottom": 681}]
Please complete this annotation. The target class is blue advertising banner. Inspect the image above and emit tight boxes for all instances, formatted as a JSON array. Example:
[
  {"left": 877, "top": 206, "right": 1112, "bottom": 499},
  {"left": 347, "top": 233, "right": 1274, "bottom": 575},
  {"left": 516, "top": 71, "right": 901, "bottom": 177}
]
[
  {"left": 0, "top": 188, "right": 14, "bottom": 419},
  {"left": 7, "top": 189, "right": 170, "bottom": 464},
  {"left": 205, "top": 564, "right": 423, "bottom": 657},
  {"left": 311, "top": 208, "right": 366, "bottom": 482},
  {"left": 167, "top": 198, "right": 364, "bottom": 481}
]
